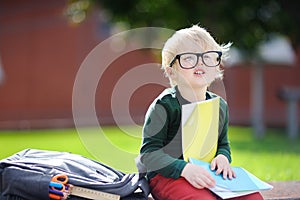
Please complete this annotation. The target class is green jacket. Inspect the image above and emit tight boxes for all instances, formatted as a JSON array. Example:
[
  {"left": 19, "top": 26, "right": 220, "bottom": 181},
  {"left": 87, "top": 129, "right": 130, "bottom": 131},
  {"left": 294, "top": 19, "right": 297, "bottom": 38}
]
[{"left": 139, "top": 86, "right": 231, "bottom": 180}]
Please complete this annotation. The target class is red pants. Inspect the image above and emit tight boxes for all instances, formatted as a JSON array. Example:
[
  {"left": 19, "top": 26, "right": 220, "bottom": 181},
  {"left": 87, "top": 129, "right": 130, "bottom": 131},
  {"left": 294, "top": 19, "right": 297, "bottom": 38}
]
[{"left": 149, "top": 174, "right": 264, "bottom": 200}]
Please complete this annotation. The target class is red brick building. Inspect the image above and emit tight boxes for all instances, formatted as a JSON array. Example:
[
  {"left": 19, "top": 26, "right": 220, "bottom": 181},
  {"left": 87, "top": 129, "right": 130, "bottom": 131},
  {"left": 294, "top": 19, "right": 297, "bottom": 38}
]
[{"left": 0, "top": 0, "right": 299, "bottom": 130}]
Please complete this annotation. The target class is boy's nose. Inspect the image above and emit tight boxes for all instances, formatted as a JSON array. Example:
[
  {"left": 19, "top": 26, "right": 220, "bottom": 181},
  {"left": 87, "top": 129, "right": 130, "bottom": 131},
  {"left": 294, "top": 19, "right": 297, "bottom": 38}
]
[{"left": 196, "top": 59, "right": 204, "bottom": 67}]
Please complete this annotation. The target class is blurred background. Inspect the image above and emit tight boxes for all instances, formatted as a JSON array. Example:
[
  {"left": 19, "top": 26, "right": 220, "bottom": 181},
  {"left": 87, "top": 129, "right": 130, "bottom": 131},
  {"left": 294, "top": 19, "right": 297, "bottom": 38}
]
[{"left": 0, "top": 0, "right": 300, "bottom": 138}]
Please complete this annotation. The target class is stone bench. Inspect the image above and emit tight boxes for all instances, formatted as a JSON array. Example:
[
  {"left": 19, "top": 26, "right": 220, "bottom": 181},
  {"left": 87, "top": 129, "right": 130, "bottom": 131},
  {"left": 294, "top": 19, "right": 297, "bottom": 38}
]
[{"left": 261, "top": 181, "right": 300, "bottom": 200}]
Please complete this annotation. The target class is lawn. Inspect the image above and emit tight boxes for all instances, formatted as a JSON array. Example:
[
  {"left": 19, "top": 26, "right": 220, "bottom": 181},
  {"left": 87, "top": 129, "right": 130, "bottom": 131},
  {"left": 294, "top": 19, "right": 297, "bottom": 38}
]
[{"left": 0, "top": 126, "right": 299, "bottom": 181}]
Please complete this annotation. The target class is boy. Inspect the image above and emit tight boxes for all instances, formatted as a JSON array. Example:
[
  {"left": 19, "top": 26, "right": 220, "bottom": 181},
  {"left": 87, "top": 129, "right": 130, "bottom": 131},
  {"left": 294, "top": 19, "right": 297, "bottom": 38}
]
[{"left": 138, "top": 25, "right": 263, "bottom": 200}]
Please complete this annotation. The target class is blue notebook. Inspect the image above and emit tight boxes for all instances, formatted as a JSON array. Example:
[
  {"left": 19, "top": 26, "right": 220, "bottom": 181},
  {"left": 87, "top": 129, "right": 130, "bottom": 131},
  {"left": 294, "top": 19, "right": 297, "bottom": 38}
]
[{"left": 189, "top": 158, "right": 273, "bottom": 192}]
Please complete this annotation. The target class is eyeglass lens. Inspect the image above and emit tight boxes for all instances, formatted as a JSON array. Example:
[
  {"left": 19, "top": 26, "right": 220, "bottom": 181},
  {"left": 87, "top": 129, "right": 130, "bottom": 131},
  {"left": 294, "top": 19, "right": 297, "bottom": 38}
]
[{"left": 179, "top": 52, "right": 220, "bottom": 68}]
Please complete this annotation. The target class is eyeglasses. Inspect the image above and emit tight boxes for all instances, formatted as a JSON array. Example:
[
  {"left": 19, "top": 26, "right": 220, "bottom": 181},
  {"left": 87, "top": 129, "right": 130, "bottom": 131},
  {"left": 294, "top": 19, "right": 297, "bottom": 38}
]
[{"left": 169, "top": 51, "right": 222, "bottom": 69}]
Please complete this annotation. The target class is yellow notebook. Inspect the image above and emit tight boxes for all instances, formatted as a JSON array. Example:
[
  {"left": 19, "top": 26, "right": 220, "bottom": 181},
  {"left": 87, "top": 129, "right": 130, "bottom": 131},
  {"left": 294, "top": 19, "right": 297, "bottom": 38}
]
[{"left": 182, "top": 97, "right": 220, "bottom": 162}]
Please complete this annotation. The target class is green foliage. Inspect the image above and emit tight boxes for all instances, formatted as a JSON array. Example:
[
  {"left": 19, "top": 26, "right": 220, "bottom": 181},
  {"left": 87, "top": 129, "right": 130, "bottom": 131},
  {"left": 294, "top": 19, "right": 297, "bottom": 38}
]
[{"left": 81, "top": 0, "right": 300, "bottom": 53}]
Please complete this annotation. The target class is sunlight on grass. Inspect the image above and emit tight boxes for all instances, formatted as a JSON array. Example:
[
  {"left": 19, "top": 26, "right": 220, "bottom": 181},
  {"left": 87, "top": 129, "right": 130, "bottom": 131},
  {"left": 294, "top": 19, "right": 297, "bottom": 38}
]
[
  {"left": 0, "top": 126, "right": 299, "bottom": 180},
  {"left": 229, "top": 126, "right": 300, "bottom": 181},
  {"left": 101, "top": 126, "right": 142, "bottom": 153},
  {"left": 0, "top": 128, "right": 93, "bottom": 160}
]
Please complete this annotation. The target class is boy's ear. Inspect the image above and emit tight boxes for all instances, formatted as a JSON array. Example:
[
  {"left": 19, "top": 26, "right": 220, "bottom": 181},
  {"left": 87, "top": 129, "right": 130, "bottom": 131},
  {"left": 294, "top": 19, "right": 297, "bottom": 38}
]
[{"left": 165, "top": 67, "right": 176, "bottom": 77}]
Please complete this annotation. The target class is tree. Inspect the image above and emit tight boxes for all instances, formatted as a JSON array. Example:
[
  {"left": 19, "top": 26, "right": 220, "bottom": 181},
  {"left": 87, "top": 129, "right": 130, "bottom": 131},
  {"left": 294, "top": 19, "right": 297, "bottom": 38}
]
[{"left": 66, "top": 0, "right": 300, "bottom": 54}]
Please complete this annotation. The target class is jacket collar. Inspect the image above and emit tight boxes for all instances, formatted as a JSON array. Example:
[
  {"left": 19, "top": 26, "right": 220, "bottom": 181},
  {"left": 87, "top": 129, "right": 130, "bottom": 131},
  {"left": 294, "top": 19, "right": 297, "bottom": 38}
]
[{"left": 174, "top": 86, "right": 214, "bottom": 106}]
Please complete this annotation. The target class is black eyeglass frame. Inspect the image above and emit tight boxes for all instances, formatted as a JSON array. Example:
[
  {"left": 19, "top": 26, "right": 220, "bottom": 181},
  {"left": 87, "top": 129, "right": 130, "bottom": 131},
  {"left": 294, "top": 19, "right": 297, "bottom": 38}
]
[{"left": 168, "top": 51, "right": 222, "bottom": 69}]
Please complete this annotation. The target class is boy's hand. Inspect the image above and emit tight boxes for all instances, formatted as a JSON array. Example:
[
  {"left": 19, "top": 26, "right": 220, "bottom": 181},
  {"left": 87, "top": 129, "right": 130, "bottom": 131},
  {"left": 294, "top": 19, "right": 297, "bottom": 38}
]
[
  {"left": 181, "top": 163, "right": 216, "bottom": 189},
  {"left": 210, "top": 154, "right": 236, "bottom": 180}
]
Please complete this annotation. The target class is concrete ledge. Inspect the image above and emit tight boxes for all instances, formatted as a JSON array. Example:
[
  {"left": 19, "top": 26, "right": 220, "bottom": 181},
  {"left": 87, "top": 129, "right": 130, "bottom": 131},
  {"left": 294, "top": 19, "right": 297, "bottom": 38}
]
[{"left": 261, "top": 181, "right": 300, "bottom": 200}]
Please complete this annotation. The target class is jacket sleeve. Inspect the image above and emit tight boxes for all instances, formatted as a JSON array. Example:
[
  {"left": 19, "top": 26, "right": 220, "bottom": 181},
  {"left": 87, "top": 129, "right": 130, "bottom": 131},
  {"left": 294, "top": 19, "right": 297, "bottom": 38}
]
[
  {"left": 139, "top": 100, "right": 187, "bottom": 179},
  {"left": 216, "top": 99, "right": 232, "bottom": 163}
]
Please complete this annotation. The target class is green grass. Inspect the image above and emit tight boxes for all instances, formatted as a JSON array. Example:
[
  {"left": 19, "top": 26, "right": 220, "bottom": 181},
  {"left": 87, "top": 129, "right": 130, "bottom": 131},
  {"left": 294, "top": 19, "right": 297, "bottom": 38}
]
[
  {"left": 0, "top": 126, "right": 299, "bottom": 181},
  {"left": 229, "top": 126, "right": 300, "bottom": 181}
]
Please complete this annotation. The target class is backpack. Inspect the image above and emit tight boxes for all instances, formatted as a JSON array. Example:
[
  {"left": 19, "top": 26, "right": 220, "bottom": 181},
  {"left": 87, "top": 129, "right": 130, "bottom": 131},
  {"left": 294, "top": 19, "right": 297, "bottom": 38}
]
[{"left": 0, "top": 149, "right": 150, "bottom": 200}]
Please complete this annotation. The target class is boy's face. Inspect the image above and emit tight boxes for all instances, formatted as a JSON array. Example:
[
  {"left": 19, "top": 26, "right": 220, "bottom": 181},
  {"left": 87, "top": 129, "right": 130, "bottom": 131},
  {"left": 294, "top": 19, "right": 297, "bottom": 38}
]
[{"left": 172, "top": 40, "right": 219, "bottom": 89}]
